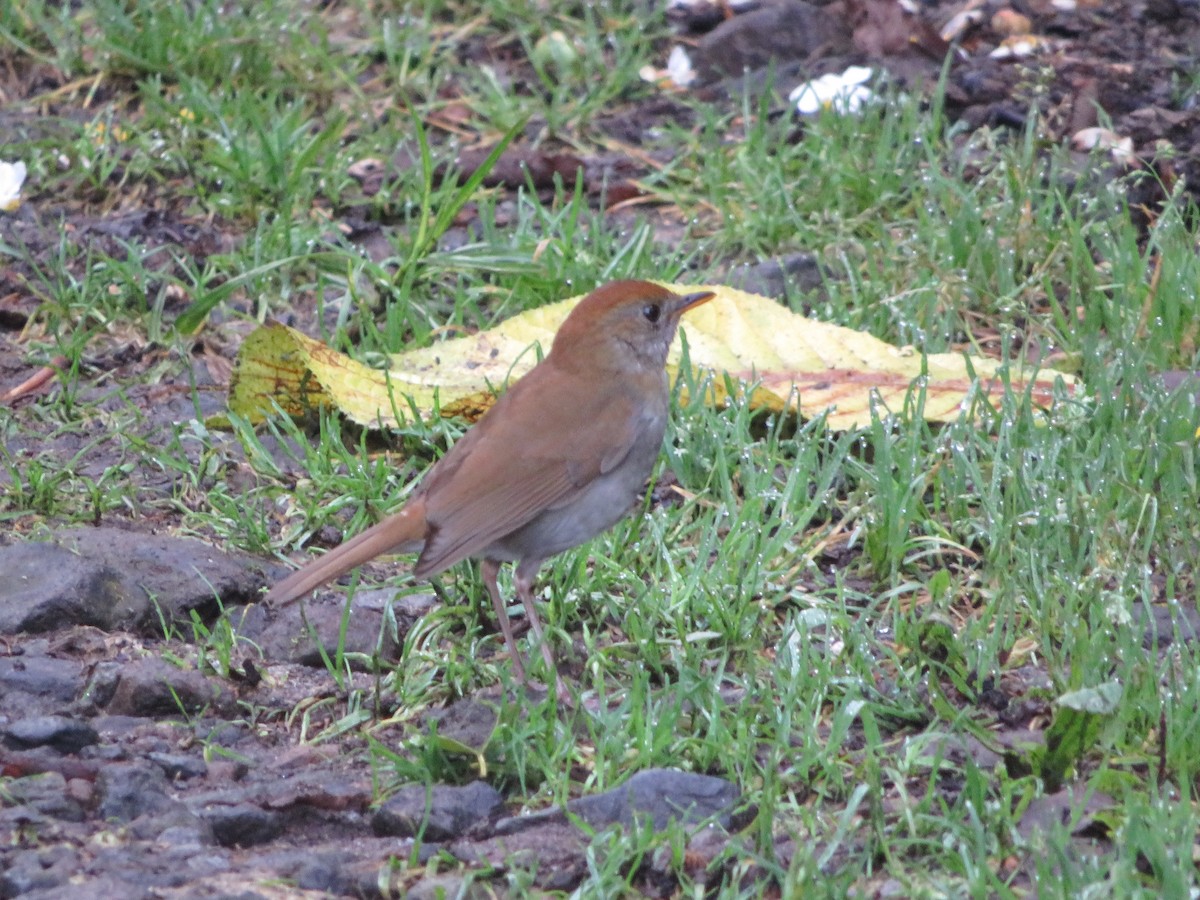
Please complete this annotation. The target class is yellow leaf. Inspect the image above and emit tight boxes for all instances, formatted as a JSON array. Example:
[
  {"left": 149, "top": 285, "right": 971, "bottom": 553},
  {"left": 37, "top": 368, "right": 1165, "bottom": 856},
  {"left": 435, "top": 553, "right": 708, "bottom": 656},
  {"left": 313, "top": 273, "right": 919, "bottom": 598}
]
[{"left": 227, "top": 284, "right": 1077, "bottom": 431}]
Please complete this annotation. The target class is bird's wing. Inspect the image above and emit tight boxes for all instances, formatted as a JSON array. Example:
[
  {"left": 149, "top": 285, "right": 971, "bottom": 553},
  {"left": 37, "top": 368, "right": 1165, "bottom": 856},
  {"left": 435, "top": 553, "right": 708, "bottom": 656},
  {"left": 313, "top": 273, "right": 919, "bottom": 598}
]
[{"left": 412, "top": 362, "right": 653, "bottom": 575}]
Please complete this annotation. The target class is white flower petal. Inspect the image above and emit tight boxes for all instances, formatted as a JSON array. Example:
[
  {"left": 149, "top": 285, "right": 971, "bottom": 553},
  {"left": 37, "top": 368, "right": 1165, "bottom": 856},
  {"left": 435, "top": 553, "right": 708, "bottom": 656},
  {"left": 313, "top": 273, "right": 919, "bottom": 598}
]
[
  {"left": 840, "top": 66, "right": 874, "bottom": 86},
  {"left": 666, "top": 45, "right": 696, "bottom": 87},
  {"left": 790, "top": 83, "right": 823, "bottom": 114},
  {"left": 1072, "top": 127, "right": 1137, "bottom": 167},
  {"left": 790, "top": 67, "right": 877, "bottom": 116},
  {"left": 0, "top": 160, "right": 27, "bottom": 212},
  {"left": 833, "top": 85, "right": 876, "bottom": 114}
]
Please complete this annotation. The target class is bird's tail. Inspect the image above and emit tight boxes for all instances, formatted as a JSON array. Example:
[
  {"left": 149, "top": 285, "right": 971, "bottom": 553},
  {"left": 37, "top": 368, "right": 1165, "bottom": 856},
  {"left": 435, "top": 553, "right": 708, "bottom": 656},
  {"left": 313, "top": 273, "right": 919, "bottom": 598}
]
[{"left": 264, "top": 496, "right": 427, "bottom": 607}]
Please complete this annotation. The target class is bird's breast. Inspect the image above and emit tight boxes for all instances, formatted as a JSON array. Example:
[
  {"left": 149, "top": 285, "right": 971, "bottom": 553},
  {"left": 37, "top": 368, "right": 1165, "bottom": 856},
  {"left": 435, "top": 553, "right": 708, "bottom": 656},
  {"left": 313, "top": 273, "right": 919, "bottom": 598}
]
[{"left": 484, "top": 405, "right": 667, "bottom": 564}]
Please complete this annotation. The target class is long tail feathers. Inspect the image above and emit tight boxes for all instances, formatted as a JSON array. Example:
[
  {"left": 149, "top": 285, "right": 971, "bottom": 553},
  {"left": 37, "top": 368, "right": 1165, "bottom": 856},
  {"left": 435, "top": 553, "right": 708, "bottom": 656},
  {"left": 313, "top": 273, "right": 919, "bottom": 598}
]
[{"left": 264, "top": 497, "right": 428, "bottom": 606}]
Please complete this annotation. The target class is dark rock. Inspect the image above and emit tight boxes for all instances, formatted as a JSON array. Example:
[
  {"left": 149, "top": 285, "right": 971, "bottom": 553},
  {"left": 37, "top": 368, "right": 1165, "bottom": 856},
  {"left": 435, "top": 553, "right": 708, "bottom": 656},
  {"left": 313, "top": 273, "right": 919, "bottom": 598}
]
[
  {"left": 1016, "top": 785, "right": 1115, "bottom": 841},
  {"left": 96, "top": 761, "right": 181, "bottom": 823},
  {"left": 1158, "top": 370, "right": 1200, "bottom": 406},
  {"left": 233, "top": 590, "right": 403, "bottom": 669},
  {"left": 424, "top": 698, "right": 499, "bottom": 750},
  {"left": 0, "top": 527, "right": 270, "bottom": 636},
  {"left": 147, "top": 751, "right": 209, "bottom": 781},
  {"left": 496, "top": 769, "right": 744, "bottom": 835},
  {"left": 405, "top": 872, "right": 477, "bottom": 900},
  {"left": 3, "top": 715, "right": 100, "bottom": 754},
  {"left": 372, "top": 780, "right": 505, "bottom": 841},
  {"left": 1, "top": 771, "right": 86, "bottom": 822},
  {"left": 0, "top": 845, "right": 79, "bottom": 896},
  {"left": 338, "top": 838, "right": 455, "bottom": 896},
  {"left": 66, "top": 777, "right": 93, "bottom": 807},
  {"left": 204, "top": 758, "right": 250, "bottom": 784},
  {"left": 0, "top": 806, "right": 59, "bottom": 848},
  {"left": 18, "top": 872, "right": 156, "bottom": 899},
  {"left": 1143, "top": 0, "right": 1184, "bottom": 21},
  {"left": 695, "top": 0, "right": 852, "bottom": 83},
  {"left": 724, "top": 252, "right": 828, "bottom": 302},
  {"left": 293, "top": 852, "right": 355, "bottom": 894},
  {"left": 0, "top": 746, "right": 101, "bottom": 781},
  {"left": 91, "top": 714, "right": 147, "bottom": 739},
  {"left": 261, "top": 840, "right": 403, "bottom": 896},
  {"left": 1136, "top": 599, "right": 1200, "bottom": 648},
  {"left": 206, "top": 721, "right": 251, "bottom": 747},
  {"left": 80, "top": 661, "right": 124, "bottom": 711},
  {"left": 448, "top": 772, "right": 744, "bottom": 890},
  {"left": 156, "top": 822, "right": 218, "bottom": 849},
  {"left": 101, "top": 657, "right": 236, "bottom": 718},
  {"left": 261, "top": 770, "right": 372, "bottom": 812},
  {"left": 127, "top": 804, "right": 212, "bottom": 843},
  {"left": 200, "top": 803, "right": 284, "bottom": 847},
  {"left": 668, "top": 0, "right": 738, "bottom": 34},
  {"left": 450, "top": 820, "right": 588, "bottom": 890},
  {"left": 0, "top": 653, "right": 84, "bottom": 706},
  {"left": 571, "top": 769, "right": 743, "bottom": 830},
  {"left": 676, "top": 825, "right": 741, "bottom": 886}
]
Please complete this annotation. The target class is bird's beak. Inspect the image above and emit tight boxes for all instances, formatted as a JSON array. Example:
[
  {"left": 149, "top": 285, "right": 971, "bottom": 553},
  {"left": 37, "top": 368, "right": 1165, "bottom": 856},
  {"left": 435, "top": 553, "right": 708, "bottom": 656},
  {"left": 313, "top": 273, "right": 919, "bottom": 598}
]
[{"left": 676, "top": 290, "right": 715, "bottom": 314}]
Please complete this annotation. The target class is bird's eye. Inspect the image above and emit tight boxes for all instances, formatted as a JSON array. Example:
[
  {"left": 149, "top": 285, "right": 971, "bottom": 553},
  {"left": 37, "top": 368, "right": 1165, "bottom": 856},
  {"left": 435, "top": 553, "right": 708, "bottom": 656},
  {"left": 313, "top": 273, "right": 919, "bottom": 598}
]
[{"left": 642, "top": 303, "right": 661, "bottom": 323}]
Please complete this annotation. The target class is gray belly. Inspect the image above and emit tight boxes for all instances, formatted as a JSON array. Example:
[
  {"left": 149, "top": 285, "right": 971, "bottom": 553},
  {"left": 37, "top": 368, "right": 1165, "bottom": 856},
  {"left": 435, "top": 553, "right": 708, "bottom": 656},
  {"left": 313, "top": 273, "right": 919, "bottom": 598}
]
[{"left": 483, "top": 419, "right": 664, "bottom": 565}]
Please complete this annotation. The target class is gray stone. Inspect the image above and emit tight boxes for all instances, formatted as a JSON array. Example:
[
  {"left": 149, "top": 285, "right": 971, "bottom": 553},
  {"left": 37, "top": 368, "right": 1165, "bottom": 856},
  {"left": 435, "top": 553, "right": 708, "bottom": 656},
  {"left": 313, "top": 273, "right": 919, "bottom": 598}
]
[
  {"left": 1, "top": 771, "right": 86, "bottom": 822},
  {"left": 262, "top": 842, "right": 404, "bottom": 896},
  {"left": 0, "top": 654, "right": 84, "bottom": 704},
  {"left": 405, "top": 872, "right": 481, "bottom": 900},
  {"left": 425, "top": 697, "right": 499, "bottom": 751},
  {"left": 451, "top": 820, "right": 588, "bottom": 890},
  {"left": 372, "top": 780, "right": 505, "bottom": 841},
  {"left": 80, "top": 661, "right": 124, "bottom": 710},
  {"left": 3, "top": 715, "right": 98, "bottom": 758},
  {"left": 96, "top": 761, "right": 181, "bottom": 823},
  {"left": 724, "top": 252, "right": 829, "bottom": 302},
  {"left": 293, "top": 852, "right": 354, "bottom": 894},
  {"left": 1159, "top": 370, "right": 1200, "bottom": 405},
  {"left": 199, "top": 802, "right": 284, "bottom": 847},
  {"left": 156, "top": 823, "right": 218, "bottom": 849},
  {"left": 0, "top": 845, "right": 79, "bottom": 896},
  {"left": 147, "top": 751, "right": 209, "bottom": 781},
  {"left": 568, "top": 769, "right": 744, "bottom": 831},
  {"left": 127, "top": 804, "right": 212, "bottom": 843},
  {"left": 101, "top": 656, "right": 236, "bottom": 718},
  {"left": 231, "top": 589, "right": 404, "bottom": 669},
  {"left": 496, "top": 768, "right": 744, "bottom": 835},
  {"left": 15, "top": 872, "right": 156, "bottom": 899},
  {"left": 447, "top": 769, "right": 745, "bottom": 890},
  {"left": 695, "top": 0, "right": 852, "bottom": 83},
  {"left": 3, "top": 714, "right": 99, "bottom": 754},
  {"left": 0, "top": 527, "right": 271, "bottom": 636},
  {"left": 1135, "top": 598, "right": 1200, "bottom": 648}
]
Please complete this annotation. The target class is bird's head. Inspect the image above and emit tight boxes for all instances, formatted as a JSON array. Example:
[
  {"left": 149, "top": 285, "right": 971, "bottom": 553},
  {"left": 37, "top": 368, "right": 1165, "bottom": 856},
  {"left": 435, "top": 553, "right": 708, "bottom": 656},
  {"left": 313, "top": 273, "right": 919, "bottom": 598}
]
[{"left": 550, "top": 280, "right": 714, "bottom": 371}]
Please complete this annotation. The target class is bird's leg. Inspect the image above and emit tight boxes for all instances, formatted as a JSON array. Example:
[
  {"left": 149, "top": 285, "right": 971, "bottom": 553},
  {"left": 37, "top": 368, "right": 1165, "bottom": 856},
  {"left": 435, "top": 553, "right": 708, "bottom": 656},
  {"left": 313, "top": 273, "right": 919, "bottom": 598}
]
[
  {"left": 481, "top": 559, "right": 526, "bottom": 683},
  {"left": 514, "top": 559, "right": 571, "bottom": 704}
]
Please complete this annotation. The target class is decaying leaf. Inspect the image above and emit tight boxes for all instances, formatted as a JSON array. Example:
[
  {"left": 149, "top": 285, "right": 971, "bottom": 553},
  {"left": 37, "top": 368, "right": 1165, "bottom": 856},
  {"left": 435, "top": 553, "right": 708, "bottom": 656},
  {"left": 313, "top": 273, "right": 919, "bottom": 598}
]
[{"left": 227, "top": 284, "right": 1077, "bottom": 432}]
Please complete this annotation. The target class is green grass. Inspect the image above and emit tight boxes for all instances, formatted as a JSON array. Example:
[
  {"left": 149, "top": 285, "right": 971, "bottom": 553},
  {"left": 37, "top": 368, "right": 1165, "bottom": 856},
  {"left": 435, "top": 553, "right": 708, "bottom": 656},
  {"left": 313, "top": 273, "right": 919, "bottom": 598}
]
[{"left": 3, "top": 0, "right": 1200, "bottom": 895}]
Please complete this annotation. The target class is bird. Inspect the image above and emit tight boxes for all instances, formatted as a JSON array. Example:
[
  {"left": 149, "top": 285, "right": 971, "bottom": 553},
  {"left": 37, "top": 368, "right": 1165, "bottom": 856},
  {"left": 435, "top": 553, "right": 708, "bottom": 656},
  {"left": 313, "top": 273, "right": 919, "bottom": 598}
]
[{"left": 265, "top": 279, "right": 715, "bottom": 698}]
